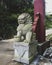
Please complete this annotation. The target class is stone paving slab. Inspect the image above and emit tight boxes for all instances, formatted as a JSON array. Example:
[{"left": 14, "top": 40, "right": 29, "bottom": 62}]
[
  {"left": 0, "top": 54, "right": 13, "bottom": 65},
  {"left": 0, "top": 40, "right": 23, "bottom": 65},
  {"left": 0, "top": 53, "right": 23, "bottom": 65},
  {"left": 8, "top": 61, "right": 23, "bottom": 65}
]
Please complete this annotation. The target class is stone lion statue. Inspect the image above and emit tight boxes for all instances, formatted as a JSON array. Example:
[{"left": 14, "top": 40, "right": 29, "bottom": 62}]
[{"left": 14, "top": 13, "right": 36, "bottom": 43}]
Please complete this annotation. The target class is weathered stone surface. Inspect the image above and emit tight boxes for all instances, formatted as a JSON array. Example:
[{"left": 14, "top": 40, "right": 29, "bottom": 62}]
[
  {"left": 14, "top": 13, "right": 35, "bottom": 43},
  {"left": 13, "top": 41, "right": 38, "bottom": 64},
  {"left": 13, "top": 13, "right": 37, "bottom": 64},
  {"left": 18, "top": 13, "right": 32, "bottom": 24}
]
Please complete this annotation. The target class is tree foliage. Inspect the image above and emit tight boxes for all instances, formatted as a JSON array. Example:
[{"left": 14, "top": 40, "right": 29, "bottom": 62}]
[{"left": 0, "top": 0, "right": 33, "bottom": 39}]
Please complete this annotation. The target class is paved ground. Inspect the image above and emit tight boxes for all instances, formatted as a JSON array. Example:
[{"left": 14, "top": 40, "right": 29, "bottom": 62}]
[
  {"left": 0, "top": 28, "right": 52, "bottom": 65},
  {"left": 0, "top": 40, "right": 23, "bottom": 65},
  {"left": 0, "top": 39, "right": 52, "bottom": 65}
]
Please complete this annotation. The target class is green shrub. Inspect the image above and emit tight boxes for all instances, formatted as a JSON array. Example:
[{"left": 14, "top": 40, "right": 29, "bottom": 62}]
[{"left": 0, "top": 14, "right": 18, "bottom": 39}]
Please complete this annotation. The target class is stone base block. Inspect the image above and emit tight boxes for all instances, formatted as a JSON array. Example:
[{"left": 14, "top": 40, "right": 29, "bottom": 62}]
[{"left": 13, "top": 41, "right": 38, "bottom": 64}]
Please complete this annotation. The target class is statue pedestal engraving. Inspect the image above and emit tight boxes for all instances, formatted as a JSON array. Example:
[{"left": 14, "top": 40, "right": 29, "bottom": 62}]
[{"left": 13, "top": 41, "right": 38, "bottom": 64}]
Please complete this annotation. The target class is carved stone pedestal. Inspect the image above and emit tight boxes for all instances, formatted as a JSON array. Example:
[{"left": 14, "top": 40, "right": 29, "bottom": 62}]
[{"left": 13, "top": 41, "right": 38, "bottom": 64}]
